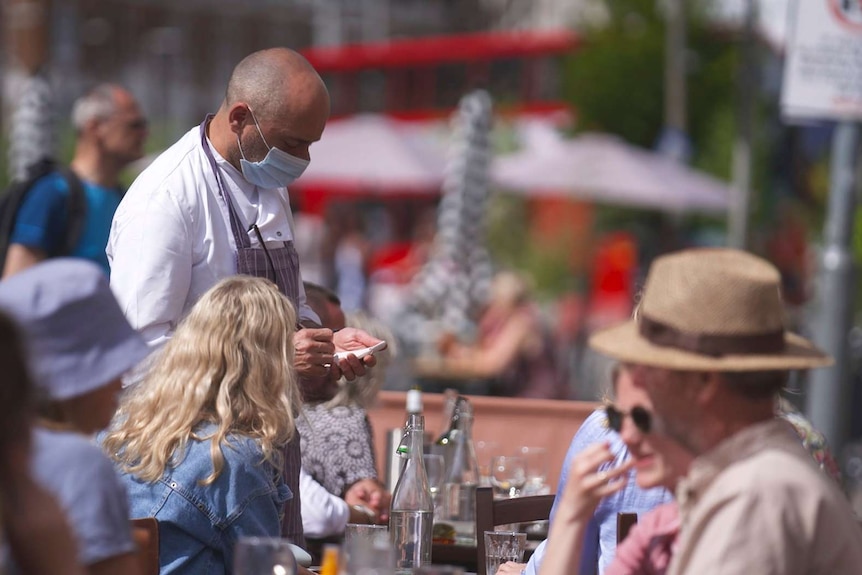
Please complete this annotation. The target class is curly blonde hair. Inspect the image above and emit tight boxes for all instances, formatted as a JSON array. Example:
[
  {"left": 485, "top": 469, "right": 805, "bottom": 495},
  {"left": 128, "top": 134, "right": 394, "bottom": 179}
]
[{"left": 103, "top": 276, "right": 300, "bottom": 485}]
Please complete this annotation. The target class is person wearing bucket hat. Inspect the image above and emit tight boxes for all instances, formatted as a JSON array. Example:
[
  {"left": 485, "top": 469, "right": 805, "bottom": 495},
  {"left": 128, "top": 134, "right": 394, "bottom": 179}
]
[
  {"left": 0, "top": 258, "right": 149, "bottom": 575},
  {"left": 0, "top": 310, "right": 83, "bottom": 575},
  {"left": 589, "top": 248, "right": 862, "bottom": 575}
]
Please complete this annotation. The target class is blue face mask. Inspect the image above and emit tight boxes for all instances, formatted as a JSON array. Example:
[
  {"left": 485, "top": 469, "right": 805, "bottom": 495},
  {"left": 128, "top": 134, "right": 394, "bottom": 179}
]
[{"left": 237, "top": 109, "right": 309, "bottom": 189}]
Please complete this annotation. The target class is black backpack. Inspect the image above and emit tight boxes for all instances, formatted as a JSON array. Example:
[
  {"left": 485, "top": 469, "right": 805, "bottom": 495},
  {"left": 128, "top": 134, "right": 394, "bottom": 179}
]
[{"left": 0, "top": 158, "right": 86, "bottom": 270}]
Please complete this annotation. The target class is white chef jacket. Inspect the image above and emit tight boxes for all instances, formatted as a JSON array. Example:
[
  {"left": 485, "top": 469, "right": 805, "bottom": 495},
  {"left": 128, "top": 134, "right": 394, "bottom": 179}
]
[
  {"left": 300, "top": 467, "right": 350, "bottom": 538},
  {"left": 107, "top": 124, "right": 318, "bottom": 349}
]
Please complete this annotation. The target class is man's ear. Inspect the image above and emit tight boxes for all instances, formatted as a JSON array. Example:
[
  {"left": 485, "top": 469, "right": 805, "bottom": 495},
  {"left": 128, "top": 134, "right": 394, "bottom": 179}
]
[
  {"left": 84, "top": 117, "right": 106, "bottom": 140},
  {"left": 696, "top": 372, "right": 721, "bottom": 406},
  {"left": 227, "top": 103, "right": 250, "bottom": 135}
]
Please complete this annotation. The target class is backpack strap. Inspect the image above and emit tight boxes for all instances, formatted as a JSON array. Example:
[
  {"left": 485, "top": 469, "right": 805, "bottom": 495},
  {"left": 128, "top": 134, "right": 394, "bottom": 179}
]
[
  {"left": 55, "top": 165, "right": 86, "bottom": 257},
  {"left": 0, "top": 158, "right": 60, "bottom": 267}
]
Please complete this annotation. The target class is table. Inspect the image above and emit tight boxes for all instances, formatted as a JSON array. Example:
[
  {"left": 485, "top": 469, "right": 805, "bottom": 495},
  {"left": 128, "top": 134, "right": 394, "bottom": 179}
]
[{"left": 432, "top": 543, "right": 478, "bottom": 571}]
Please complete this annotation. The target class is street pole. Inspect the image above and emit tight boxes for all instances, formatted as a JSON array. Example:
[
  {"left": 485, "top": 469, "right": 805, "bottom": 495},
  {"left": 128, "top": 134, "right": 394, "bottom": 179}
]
[
  {"left": 808, "top": 122, "right": 861, "bottom": 455},
  {"left": 728, "top": 0, "right": 757, "bottom": 249},
  {"left": 663, "top": 0, "right": 686, "bottom": 137}
]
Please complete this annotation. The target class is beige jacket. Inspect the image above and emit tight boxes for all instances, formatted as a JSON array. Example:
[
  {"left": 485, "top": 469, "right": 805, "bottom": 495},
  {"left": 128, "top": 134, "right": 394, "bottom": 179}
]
[{"left": 669, "top": 419, "right": 862, "bottom": 575}]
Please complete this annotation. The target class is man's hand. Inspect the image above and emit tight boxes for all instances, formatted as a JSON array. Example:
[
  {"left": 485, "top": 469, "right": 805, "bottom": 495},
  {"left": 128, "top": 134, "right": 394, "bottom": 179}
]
[
  {"left": 344, "top": 478, "right": 391, "bottom": 524},
  {"left": 293, "top": 328, "right": 335, "bottom": 379},
  {"left": 331, "top": 328, "right": 383, "bottom": 381},
  {"left": 496, "top": 562, "right": 526, "bottom": 575}
]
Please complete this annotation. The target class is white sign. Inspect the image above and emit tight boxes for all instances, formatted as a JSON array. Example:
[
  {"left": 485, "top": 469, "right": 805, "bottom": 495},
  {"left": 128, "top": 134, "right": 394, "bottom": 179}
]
[{"left": 782, "top": 0, "right": 862, "bottom": 121}]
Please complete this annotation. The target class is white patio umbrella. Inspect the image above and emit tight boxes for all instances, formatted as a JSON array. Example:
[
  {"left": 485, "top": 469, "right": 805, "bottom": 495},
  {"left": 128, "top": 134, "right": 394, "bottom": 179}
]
[
  {"left": 491, "top": 132, "right": 731, "bottom": 214},
  {"left": 294, "top": 114, "right": 446, "bottom": 193}
]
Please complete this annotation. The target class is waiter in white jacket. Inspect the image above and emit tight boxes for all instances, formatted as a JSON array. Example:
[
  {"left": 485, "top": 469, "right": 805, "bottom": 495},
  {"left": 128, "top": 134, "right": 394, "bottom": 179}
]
[{"left": 107, "top": 47, "right": 382, "bottom": 546}]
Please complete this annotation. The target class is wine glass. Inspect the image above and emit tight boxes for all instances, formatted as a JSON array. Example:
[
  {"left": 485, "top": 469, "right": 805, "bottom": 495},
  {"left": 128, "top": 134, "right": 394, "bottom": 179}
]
[
  {"left": 490, "top": 455, "right": 527, "bottom": 499},
  {"left": 423, "top": 453, "right": 445, "bottom": 512},
  {"left": 475, "top": 440, "right": 500, "bottom": 487},
  {"left": 520, "top": 446, "right": 549, "bottom": 495}
]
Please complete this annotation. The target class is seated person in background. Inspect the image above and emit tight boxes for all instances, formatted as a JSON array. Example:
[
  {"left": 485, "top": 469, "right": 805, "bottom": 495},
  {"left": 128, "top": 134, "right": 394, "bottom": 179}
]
[
  {"left": 0, "top": 260, "right": 150, "bottom": 575},
  {"left": 0, "top": 311, "right": 82, "bottom": 575},
  {"left": 102, "top": 276, "right": 300, "bottom": 574},
  {"left": 299, "top": 283, "right": 392, "bottom": 538},
  {"left": 437, "top": 270, "right": 565, "bottom": 399}
]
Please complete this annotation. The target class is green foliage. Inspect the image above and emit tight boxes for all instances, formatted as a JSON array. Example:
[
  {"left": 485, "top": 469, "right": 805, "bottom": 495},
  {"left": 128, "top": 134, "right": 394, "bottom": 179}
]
[
  {"left": 488, "top": 1, "right": 747, "bottom": 297},
  {"left": 556, "top": 0, "right": 752, "bottom": 259},
  {"left": 563, "top": 0, "right": 739, "bottom": 177},
  {"left": 485, "top": 194, "right": 580, "bottom": 299},
  {"left": 486, "top": 194, "right": 528, "bottom": 267},
  {"left": 563, "top": 0, "right": 665, "bottom": 147}
]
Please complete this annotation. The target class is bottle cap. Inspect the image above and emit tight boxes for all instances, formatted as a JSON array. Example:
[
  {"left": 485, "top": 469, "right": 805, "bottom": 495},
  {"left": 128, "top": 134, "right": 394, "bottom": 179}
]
[{"left": 406, "top": 388, "right": 423, "bottom": 414}]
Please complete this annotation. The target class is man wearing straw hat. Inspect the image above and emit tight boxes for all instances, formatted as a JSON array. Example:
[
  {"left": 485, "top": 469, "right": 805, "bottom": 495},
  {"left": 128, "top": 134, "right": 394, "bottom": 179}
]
[{"left": 589, "top": 248, "right": 862, "bottom": 574}]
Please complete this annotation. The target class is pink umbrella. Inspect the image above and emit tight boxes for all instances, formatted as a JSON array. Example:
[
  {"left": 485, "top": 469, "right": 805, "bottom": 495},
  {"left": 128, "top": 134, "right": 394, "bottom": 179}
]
[
  {"left": 491, "top": 132, "right": 730, "bottom": 213},
  {"left": 294, "top": 114, "right": 446, "bottom": 193}
]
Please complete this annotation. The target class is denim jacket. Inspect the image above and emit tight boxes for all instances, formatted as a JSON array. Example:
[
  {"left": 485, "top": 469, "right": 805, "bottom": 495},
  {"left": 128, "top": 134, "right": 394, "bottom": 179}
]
[{"left": 114, "top": 424, "right": 291, "bottom": 575}]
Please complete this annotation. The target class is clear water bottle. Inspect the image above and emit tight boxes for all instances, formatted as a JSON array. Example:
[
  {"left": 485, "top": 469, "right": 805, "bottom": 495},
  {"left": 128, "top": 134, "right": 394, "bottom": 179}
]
[
  {"left": 440, "top": 397, "right": 479, "bottom": 544},
  {"left": 390, "top": 413, "right": 433, "bottom": 573}
]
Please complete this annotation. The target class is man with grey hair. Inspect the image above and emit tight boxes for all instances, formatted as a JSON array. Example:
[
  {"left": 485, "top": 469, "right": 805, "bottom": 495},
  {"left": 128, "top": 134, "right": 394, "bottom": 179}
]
[
  {"left": 587, "top": 248, "right": 862, "bottom": 574},
  {"left": 3, "top": 84, "right": 147, "bottom": 278}
]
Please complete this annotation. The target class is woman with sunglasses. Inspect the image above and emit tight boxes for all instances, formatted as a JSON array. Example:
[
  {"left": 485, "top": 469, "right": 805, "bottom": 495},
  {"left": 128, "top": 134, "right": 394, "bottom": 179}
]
[{"left": 539, "top": 365, "right": 691, "bottom": 575}]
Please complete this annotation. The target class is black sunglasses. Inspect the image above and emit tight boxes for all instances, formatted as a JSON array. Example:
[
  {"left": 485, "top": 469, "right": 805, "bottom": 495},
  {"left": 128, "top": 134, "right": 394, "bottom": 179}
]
[{"left": 605, "top": 404, "right": 652, "bottom": 434}]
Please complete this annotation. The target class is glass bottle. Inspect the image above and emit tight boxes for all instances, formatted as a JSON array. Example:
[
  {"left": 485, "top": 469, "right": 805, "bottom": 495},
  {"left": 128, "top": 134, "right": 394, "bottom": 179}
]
[
  {"left": 440, "top": 398, "right": 479, "bottom": 543},
  {"left": 434, "top": 391, "right": 460, "bottom": 446},
  {"left": 387, "top": 388, "right": 425, "bottom": 491},
  {"left": 434, "top": 395, "right": 465, "bottom": 472},
  {"left": 390, "top": 413, "right": 433, "bottom": 573}
]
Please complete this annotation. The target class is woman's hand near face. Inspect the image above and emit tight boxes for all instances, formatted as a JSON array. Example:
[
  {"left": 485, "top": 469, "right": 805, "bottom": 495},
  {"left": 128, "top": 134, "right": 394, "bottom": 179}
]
[
  {"left": 557, "top": 442, "right": 634, "bottom": 524},
  {"left": 539, "top": 442, "right": 634, "bottom": 575}
]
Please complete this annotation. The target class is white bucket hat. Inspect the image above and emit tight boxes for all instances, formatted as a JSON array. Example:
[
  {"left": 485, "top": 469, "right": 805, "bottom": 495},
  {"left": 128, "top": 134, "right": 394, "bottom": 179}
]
[{"left": 0, "top": 259, "right": 150, "bottom": 400}]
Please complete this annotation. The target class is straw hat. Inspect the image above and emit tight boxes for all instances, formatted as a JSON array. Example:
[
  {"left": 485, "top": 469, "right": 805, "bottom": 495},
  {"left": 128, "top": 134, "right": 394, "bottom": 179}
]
[{"left": 589, "top": 248, "right": 831, "bottom": 371}]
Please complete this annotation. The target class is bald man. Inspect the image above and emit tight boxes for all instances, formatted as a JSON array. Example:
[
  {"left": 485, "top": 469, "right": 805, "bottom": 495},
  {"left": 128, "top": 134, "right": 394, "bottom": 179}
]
[
  {"left": 107, "top": 48, "right": 382, "bottom": 545},
  {"left": 4, "top": 84, "right": 148, "bottom": 278}
]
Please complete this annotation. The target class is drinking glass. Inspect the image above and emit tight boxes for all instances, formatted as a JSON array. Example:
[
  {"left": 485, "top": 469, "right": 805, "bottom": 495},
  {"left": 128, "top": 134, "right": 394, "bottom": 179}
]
[
  {"left": 344, "top": 524, "right": 394, "bottom": 574},
  {"left": 483, "top": 531, "right": 527, "bottom": 575},
  {"left": 490, "top": 455, "right": 527, "bottom": 498},
  {"left": 345, "top": 523, "right": 389, "bottom": 546},
  {"left": 520, "top": 446, "right": 549, "bottom": 495},
  {"left": 234, "top": 537, "right": 297, "bottom": 575},
  {"left": 475, "top": 440, "right": 500, "bottom": 487},
  {"left": 423, "top": 453, "right": 446, "bottom": 512}
]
